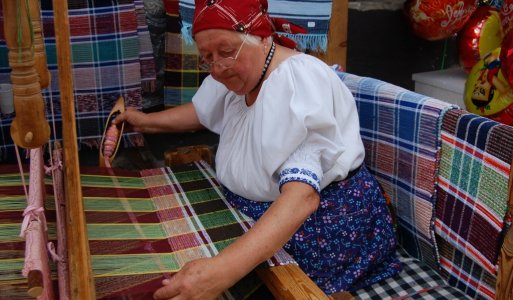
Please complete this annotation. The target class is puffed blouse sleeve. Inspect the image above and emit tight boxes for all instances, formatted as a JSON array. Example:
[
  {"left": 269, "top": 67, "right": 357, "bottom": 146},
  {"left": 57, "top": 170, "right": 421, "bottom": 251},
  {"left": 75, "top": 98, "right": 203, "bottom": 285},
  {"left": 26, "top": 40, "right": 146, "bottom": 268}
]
[
  {"left": 260, "top": 55, "right": 361, "bottom": 194},
  {"left": 191, "top": 75, "right": 228, "bottom": 135}
]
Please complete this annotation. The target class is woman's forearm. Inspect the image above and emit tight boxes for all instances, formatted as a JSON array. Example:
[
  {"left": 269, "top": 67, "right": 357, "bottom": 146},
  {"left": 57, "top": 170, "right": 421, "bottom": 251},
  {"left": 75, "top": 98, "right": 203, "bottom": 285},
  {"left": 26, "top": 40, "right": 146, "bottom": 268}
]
[
  {"left": 215, "top": 182, "right": 320, "bottom": 284},
  {"left": 145, "top": 103, "right": 205, "bottom": 133}
]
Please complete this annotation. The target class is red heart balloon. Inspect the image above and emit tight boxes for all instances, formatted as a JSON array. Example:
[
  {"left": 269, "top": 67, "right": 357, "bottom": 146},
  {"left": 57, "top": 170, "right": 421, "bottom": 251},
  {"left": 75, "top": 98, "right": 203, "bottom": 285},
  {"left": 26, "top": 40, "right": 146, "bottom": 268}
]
[
  {"left": 458, "top": 6, "right": 503, "bottom": 72},
  {"left": 500, "top": 29, "right": 513, "bottom": 88},
  {"left": 500, "top": 0, "right": 513, "bottom": 36},
  {"left": 404, "top": 0, "right": 478, "bottom": 41}
]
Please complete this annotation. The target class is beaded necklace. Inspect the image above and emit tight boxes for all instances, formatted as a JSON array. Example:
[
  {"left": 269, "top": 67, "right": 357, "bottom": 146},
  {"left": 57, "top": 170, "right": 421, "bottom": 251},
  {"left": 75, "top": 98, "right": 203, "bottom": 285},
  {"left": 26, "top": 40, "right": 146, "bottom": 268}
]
[{"left": 252, "top": 41, "right": 276, "bottom": 92}]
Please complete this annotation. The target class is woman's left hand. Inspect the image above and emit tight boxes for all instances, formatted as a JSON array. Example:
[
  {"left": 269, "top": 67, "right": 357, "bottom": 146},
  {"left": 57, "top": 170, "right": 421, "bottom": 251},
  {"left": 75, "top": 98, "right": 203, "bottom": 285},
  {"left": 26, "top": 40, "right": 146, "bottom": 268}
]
[{"left": 153, "top": 257, "right": 232, "bottom": 300}]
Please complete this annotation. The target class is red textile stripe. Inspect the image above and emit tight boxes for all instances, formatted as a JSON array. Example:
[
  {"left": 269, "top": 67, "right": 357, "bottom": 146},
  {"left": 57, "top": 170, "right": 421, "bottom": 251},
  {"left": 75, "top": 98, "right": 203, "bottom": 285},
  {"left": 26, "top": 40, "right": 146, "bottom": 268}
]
[
  {"left": 164, "top": 0, "right": 179, "bottom": 14},
  {"left": 438, "top": 177, "right": 502, "bottom": 229},
  {"left": 89, "top": 239, "right": 175, "bottom": 255},
  {"left": 441, "top": 133, "right": 509, "bottom": 176},
  {"left": 85, "top": 211, "right": 161, "bottom": 224},
  {"left": 439, "top": 256, "right": 495, "bottom": 299},
  {"left": 82, "top": 186, "right": 149, "bottom": 198},
  {"left": 435, "top": 219, "right": 496, "bottom": 273}
]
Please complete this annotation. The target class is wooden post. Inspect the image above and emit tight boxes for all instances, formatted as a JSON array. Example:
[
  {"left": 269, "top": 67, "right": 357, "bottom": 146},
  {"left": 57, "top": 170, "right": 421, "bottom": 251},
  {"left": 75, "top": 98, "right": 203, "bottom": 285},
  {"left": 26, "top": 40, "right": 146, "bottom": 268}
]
[
  {"left": 496, "top": 157, "right": 513, "bottom": 300},
  {"left": 51, "top": 0, "right": 96, "bottom": 298},
  {"left": 2, "top": 0, "right": 50, "bottom": 148},
  {"left": 311, "top": 0, "right": 348, "bottom": 69},
  {"left": 256, "top": 265, "right": 332, "bottom": 300}
]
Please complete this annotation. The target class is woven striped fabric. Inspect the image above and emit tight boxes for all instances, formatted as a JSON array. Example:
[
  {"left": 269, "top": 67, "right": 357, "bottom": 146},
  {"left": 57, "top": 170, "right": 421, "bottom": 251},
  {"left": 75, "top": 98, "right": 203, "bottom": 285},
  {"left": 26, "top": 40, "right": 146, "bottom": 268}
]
[
  {"left": 0, "top": 161, "right": 295, "bottom": 299},
  {"left": 178, "top": 0, "right": 332, "bottom": 52},
  {"left": 337, "top": 71, "right": 456, "bottom": 270},
  {"left": 0, "top": 0, "right": 156, "bottom": 157},
  {"left": 435, "top": 109, "right": 513, "bottom": 299},
  {"left": 164, "top": 0, "right": 209, "bottom": 107}
]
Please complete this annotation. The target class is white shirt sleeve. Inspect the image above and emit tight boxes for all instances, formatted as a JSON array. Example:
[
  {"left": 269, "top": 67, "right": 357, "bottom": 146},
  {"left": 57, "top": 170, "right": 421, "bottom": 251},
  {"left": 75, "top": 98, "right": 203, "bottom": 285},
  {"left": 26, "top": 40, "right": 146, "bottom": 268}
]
[{"left": 260, "top": 55, "right": 361, "bottom": 194}]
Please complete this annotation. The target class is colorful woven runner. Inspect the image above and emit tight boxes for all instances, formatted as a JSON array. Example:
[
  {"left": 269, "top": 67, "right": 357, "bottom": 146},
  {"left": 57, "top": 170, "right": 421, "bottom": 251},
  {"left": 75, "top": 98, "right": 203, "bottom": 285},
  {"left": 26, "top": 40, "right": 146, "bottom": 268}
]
[
  {"left": 435, "top": 109, "right": 513, "bottom": 299},
  {"left": 0, "top": 161, "right": 296, "bottom": 299},
  {"left": 337, "top": 71, "right": 456, "bottom": 270},
  {"left": 0, "top": 0, "right": 156, "bottom": 156}
]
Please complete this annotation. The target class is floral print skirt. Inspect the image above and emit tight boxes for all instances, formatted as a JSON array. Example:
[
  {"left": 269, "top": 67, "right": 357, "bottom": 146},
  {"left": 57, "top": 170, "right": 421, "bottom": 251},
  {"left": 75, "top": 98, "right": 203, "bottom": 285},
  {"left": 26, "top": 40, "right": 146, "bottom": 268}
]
[{"left": 223, "top": 165, "right": 402, "bottom": 295}]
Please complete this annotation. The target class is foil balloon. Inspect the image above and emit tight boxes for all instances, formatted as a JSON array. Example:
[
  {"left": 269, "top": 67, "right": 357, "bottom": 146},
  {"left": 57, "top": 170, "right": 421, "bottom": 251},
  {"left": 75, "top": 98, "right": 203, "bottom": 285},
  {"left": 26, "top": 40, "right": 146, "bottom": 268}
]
[
  {"left": 404, "top": 0, "right": 478, "bottom": 41},
  {"left": 464, "top": 47, "right": 513, "bottom": 125},
  {"left": 458, "top": 6, "right": 503, "bottom": 72},
  {"left": 500, "top": 0, "right": 513, "bottom": 36}
]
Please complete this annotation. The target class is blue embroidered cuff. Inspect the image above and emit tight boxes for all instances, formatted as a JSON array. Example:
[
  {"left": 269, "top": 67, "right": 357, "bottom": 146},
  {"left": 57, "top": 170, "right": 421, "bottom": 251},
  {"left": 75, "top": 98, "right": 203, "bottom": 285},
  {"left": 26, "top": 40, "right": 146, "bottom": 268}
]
[{"left": 279, "top": 167, "right": 321, "bottom": 194}]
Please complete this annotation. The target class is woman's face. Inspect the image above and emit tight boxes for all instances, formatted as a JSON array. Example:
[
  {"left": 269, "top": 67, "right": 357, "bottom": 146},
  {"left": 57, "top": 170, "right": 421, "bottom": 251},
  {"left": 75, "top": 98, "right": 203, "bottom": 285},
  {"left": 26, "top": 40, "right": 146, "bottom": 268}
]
[{"left": 195, "top": 29, "right": 263, "bottom": 95}]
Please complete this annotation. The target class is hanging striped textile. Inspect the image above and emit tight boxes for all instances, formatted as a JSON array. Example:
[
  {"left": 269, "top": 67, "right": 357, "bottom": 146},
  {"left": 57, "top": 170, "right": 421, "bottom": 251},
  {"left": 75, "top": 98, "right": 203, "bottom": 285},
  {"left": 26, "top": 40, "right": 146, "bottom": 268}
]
[
  {"left": 178, "top": 0, "right": 333, "bottom": 52},
  {"left": 337, "top": 71, "right": 457, "bottom": 270},
  {"left": 0, "top": 0, "right": 156, "bottom": 157},
  {"left": 164, "top": 0, "right": 209, "bottom": 107},
  {"left": 0, "top": 161, "right": 296, "bottom": 299},
  {"left": 435, "top": 109, "right": 513, "bottom": 300}
]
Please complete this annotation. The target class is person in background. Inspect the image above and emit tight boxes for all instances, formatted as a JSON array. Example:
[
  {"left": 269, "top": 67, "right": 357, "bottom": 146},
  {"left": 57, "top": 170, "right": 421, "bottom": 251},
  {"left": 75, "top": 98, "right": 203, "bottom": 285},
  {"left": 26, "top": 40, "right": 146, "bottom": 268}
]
[{"left": 114, "top": 0, "right": 401, "bottom": 298}]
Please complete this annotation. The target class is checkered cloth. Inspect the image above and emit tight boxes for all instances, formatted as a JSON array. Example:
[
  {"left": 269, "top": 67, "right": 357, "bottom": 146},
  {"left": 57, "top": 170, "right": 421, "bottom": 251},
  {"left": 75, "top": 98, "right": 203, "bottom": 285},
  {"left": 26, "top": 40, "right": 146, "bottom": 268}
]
[
  {"left": 434, "top": 109, "right": 513, "bottom": 299},
  {"left": 164, "top": 0, "right": 209, "bottom": 107},
  {"left": 178, "top": 0, "right": 333, "bottom": 51},
  {"left": 337, "top": 71, "right": 457, "bottom": 269},
  {"left": 352, "top": 248, "right": 471, "bottom": 300},
  {"left": 0, "top": 0, "right": 156, "bottom": 157}
]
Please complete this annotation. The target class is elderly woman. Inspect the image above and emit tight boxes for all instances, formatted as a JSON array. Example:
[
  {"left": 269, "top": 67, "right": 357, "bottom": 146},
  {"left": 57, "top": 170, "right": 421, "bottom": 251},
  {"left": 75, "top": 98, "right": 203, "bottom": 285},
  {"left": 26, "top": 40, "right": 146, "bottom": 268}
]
[{"left": 114, "top": 0, "right": 401, "bottom": 298}]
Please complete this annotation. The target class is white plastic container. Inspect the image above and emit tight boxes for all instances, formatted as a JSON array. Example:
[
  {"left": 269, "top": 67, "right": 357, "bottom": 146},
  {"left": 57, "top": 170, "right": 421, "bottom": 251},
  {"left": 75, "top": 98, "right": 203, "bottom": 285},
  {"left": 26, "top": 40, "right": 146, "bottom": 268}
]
[{"left": 412, "top": 67, "right": 467, "bottom": 108}]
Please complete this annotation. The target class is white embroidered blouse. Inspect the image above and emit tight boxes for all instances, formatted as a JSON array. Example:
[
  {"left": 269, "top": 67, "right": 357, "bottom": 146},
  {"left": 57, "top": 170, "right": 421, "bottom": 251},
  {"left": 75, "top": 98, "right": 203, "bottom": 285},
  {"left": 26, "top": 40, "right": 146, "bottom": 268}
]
[{"left": 192, "top": 53, "right": 364, "bottom": 202}]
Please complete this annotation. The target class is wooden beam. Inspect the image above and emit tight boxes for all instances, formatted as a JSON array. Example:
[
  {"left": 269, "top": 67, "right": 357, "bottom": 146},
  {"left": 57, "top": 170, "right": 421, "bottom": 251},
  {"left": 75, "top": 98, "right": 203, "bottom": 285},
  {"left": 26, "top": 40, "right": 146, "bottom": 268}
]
[
  {"left": 311, "top": 0, "right": 348, "bottom": 69},
  {"left": 52, "top": 0, "right": 96, "bottom": 298},
  {"left": 256, "top": 265, "right": 331, "bottom": 300}
]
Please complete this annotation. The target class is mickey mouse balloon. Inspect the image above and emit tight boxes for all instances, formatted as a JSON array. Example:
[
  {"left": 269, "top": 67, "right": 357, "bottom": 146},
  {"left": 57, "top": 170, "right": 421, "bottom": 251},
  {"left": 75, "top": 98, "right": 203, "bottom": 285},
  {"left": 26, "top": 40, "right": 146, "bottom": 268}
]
[{"left": 464, "top": 47, "right": 513, "bottom": 125}]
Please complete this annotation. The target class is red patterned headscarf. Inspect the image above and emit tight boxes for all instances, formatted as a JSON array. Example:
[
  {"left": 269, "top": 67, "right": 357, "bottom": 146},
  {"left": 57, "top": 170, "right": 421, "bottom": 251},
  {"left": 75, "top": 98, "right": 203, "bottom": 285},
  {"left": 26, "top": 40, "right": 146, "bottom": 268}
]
[{"left": 192, "top": 0, "right": 306, "bottom": 49}]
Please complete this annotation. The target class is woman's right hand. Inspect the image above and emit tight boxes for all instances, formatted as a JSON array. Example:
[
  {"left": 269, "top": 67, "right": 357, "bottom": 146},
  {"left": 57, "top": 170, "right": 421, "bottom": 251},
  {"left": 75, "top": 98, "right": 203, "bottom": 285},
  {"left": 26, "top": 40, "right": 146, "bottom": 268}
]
[{"left": 113, "top": 107, "right": 153, "bottom": 134}]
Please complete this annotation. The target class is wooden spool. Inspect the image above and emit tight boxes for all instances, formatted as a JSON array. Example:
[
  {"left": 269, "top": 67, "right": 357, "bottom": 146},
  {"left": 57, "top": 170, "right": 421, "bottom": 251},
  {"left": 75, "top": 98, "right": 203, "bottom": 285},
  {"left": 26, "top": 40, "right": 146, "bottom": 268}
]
[
  {"left": 28, "top": 0, "right": 51, "bottom": 89},
  {"left": 99, "top": 96, "right": 125, "bottom": 167},
  {"left": 2, "top": 0, "right": 50, "bottom": 149}
]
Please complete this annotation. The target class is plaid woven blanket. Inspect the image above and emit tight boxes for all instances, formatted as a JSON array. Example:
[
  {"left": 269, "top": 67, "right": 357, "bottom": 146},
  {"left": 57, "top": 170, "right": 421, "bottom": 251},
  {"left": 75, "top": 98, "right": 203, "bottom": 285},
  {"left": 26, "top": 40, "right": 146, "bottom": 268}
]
[
  {"left": 178, "top": 0, "right": 332, "bottom": 51},
  {"left": 0, "top": 161, "right": 295, "bottom": 299},
  {"left": 435, "top": 109, "right": 513, "bottom": 300},
  {"left": 164, "top": 0, "right": 209, "bottom": 107},
  {"left": 337, "top": 71, "right": 457, "bottom": 270},
  {"left": 0, "top": 0, "right": 156, "bottom": 158}
]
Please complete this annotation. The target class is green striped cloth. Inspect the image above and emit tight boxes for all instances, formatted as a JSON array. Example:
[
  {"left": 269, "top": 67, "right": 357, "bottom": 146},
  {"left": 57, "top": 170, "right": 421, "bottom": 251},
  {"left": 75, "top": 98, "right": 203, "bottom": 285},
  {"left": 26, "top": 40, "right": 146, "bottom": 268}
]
[{"left": 0, "top": 161, "right": 296, "bottom": 299}]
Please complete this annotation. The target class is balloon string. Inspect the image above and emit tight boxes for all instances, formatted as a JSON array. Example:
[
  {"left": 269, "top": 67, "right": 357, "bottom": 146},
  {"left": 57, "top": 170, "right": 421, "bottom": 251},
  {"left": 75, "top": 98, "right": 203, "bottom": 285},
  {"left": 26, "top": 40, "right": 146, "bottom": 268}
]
[{"left": 440, "top": 38, "right": 448, "bottom": 70}]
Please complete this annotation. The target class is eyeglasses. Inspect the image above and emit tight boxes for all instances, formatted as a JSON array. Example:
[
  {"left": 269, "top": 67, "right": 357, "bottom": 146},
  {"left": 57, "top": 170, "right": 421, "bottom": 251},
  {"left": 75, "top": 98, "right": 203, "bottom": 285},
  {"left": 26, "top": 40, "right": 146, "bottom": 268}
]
[{"left": 199, "top": 35, "right": 248, "bottom": 72}]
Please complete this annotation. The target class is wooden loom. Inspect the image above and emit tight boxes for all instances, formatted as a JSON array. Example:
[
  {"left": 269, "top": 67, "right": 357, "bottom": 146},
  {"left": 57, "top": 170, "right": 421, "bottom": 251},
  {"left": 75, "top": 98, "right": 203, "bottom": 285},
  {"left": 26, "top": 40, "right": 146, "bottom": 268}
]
[
  {"left": 0, "top": 0, "right": 350, "bottom": 299},
  {"left": 6, "top": 1, "right": 513, "bottom": 300}
]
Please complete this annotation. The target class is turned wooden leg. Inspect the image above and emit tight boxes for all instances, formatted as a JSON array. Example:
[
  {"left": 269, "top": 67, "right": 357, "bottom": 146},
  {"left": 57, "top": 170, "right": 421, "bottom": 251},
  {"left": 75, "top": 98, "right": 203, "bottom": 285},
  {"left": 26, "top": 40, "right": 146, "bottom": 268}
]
[
  {"left": 496, "top": 224, "right": 513, "bottom": 300},
  {"left": 2, "top": 0, "right": 50, "bottom": 148}
]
